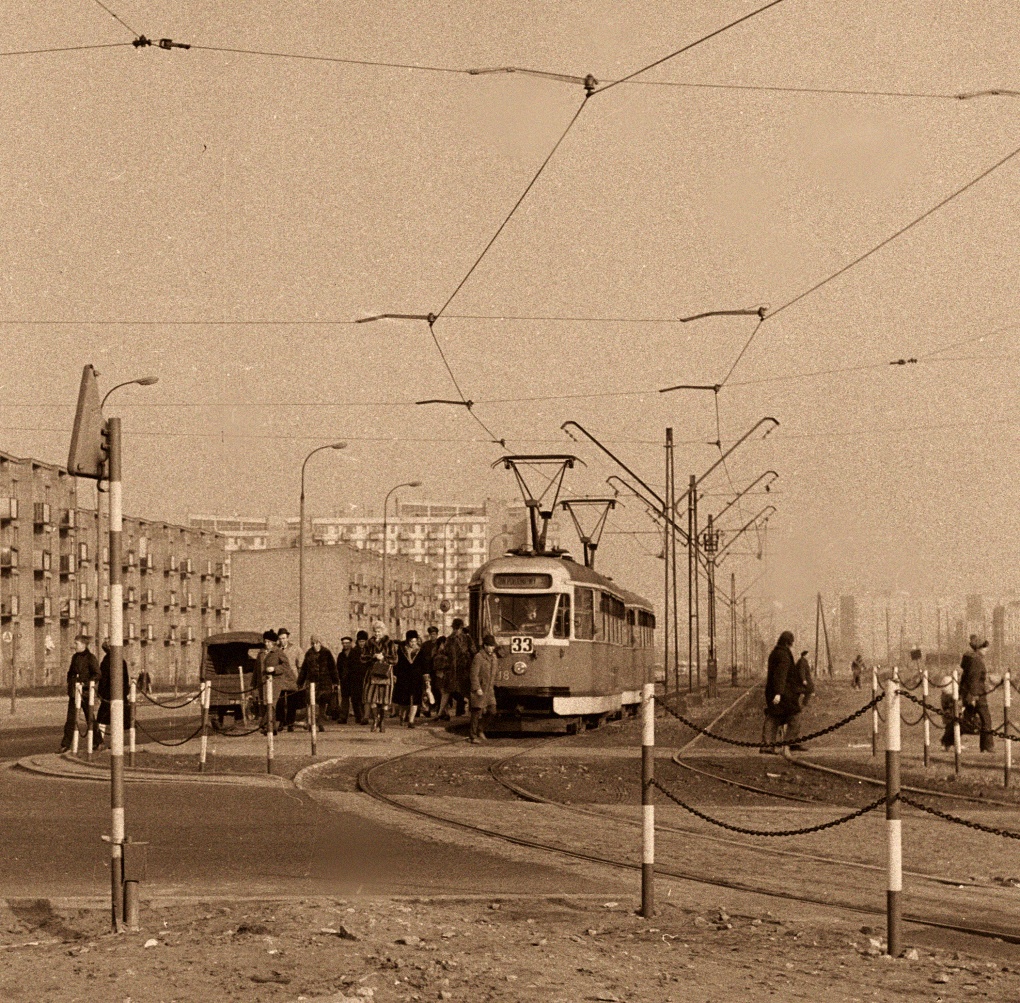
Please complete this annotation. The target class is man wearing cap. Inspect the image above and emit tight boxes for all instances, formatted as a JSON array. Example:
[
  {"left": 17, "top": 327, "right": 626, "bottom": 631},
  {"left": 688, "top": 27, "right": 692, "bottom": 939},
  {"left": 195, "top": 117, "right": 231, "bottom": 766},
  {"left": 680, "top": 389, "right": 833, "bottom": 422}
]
[
  {"left": 960, "top": 634, "right": 995, "bottom": 753},
  {"left": 761, "top": 630, "right": 803, "bottom": 753},
  {"left": 299, "top": 634, "right": 339, "bottom": 730},
  {"left": 348, "top": 630, "right": 372, "bottom": 724},
  {"left": 59, "top": 635, "right": 100, "bottom": 753},
  {"left": 335, "top": 635, "right": 354, "bottom": 723},
  {"left": 468, "top": 634, "right": 499, "bottom": 744}
]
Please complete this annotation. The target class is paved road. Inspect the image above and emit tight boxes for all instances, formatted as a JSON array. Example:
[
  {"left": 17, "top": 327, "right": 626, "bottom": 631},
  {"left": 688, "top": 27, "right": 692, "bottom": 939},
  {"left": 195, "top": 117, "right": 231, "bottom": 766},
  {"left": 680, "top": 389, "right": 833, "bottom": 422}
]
[
  {"left": 0, "top": 765, "right": 606, "bottom": 900},
  {"left": 0, "top": 716, "right": 190, "bottom": 761}
]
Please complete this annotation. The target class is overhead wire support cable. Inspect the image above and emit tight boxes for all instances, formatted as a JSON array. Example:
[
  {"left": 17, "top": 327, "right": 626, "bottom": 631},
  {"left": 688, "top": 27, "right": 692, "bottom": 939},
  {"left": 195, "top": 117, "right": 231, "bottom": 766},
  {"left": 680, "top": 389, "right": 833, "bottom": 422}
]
[
  {"left": 720, "top": 137, "right": 1020, "bottom": 384},
  {"left": 0, "top": 41, "right": 136, "bottom": 58},
  {"left": 593, "top": 0, "right": 790, "bottom": 95},
  {"left": 89, "top": 0, "right": 139, "bottom": 38}
]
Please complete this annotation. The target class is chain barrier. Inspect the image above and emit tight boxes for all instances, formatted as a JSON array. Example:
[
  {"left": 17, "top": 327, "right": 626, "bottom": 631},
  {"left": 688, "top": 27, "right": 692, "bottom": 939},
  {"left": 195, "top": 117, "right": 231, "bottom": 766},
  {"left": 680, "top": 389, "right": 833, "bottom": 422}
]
[
  {"left": 134, "top": 717, "right": 205, "bottom": 747},
  {"left": 897, "top": 675, "right": 924, "bottom": 692},
  {"left": 207, "top": 683, "right": 257, "bottom": 697},
  {"left": 660, "top": 693, "right": 884, "bottom": 749},
  {"left": 650, "top": 779, "right": 888, "bottom": 836},
  {"left": 1011, "top": 678, "right": 1020, "bottom": 697},
  {"left": 900, "top": 794, "right": 1020, "bottom": 840},
  {"left": 216, "top": 723, "right": 266, "bottom": 738},
  {"left": 140, "top": 689, "right": 203, "bottom": 710}
]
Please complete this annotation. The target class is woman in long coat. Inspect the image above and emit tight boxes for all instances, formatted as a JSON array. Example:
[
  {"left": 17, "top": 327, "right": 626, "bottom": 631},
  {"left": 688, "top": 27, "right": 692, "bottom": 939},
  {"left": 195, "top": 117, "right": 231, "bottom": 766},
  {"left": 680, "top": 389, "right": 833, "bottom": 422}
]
[
  {"left": 392, "top": 630, "right": 425, "bottom": 728},
  {"left": 468, "top": 634, "right": 499, "bottom": 744}
]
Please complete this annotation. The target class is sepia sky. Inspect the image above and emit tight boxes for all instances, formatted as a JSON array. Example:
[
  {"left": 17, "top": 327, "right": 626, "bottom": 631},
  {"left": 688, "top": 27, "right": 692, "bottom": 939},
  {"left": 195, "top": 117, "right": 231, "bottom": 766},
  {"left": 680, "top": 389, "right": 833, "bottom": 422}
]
[{"left": 3, "top": 1, "right": 1020, "bottom": 636}]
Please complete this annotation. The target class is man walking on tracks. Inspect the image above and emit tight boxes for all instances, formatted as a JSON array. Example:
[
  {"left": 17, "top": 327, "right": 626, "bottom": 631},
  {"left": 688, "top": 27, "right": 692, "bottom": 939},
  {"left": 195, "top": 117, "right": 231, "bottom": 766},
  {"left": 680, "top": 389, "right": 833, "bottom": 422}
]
[
  {"left": 59, "top": 634, "right": 99, "bottom": 753},
  {"left": 960, "top": 634, "right": 995, "bottom": 753},
  {"left": 761, "top": 630, "right": 804, "bottom": 753},
  {"left": 469, "top": 634, "right": 499, "bottom": 744}
]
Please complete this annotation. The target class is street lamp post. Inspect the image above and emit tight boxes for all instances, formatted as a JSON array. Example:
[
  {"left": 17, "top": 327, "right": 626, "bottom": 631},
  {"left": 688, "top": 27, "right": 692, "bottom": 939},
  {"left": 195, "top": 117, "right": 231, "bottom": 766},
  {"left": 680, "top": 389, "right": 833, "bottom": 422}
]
[
  {"left": 299, "top": 442, "right": 347, "bottom": 648},
  {"left": 96, "top": 374, "right": 158, "bottom": 933},
  {"left": 442, "top": 511, "right": 460, "bottom": 633},
  {"left": 381, "top": 481, "right": 421, "bottom": 633}
]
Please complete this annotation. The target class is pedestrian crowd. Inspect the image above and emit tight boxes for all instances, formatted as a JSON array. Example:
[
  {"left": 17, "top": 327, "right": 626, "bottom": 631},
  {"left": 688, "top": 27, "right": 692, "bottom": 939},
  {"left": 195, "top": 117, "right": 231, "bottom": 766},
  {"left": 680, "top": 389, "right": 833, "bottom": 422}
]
[{"left": 249, "top": 618, "right": 500, "bottom": 742}]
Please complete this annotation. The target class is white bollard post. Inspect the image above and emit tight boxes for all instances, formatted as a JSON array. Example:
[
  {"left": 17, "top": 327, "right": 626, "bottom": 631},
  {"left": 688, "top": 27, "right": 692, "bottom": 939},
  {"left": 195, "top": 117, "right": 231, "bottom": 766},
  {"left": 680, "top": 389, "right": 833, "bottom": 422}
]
[
  {"left": 128, "top": 679, "right": 137, "bottom": 768},
  {"left": 72, "top": 681, "right": 82, "bottom": 755},
  {"left": 86, "top": 680, "right": 95, "bottom": 757},
  {"left": 199, "top": 680, "right": 211, "bottom": 773},
  {"left": 885, "top": 677, "right": 902, "bottom": 957},
  {"left": 640, "top": 680, "right": 654, "bottom": 918},
  {"left": 952, "top": 669, "right": 962, "bottom": 775},
  {"left": 1004, "top": 668, "right": 1011, "bottom": 789},
  {"left": 265, "top": 675, "right": 275, "bottom": 774},
  {"left": 871, "top": 666, "right": 879, "bottom": 758},
  {"left": 238, "top": 666, "right": 248, "bottom": 723},
  {"left": 309, "top": 681, "right": 317, "bottom": 757},
  {"left": 921, "top": 665, "right": 930, "bottom": 769}
]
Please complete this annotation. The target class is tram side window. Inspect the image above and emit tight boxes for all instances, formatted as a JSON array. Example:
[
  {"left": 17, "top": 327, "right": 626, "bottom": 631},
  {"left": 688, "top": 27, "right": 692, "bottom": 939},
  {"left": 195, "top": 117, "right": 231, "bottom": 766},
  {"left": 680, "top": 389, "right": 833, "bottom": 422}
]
[
  {"left": 554, "top": 593, "right": 571, "bottom": 638},
  {"left": 573, "top": 588, "right": 595, "bottom": 640},
  {"left": 600, "top": 592, "right": 626, "bottom": 644}
]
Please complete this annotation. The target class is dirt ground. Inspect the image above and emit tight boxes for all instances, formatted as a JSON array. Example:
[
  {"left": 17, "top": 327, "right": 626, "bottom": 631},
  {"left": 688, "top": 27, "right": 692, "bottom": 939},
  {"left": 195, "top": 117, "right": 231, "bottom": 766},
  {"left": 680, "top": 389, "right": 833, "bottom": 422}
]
[{"left": 2, "top": 894, "right": 1018, "bottom": 1003}]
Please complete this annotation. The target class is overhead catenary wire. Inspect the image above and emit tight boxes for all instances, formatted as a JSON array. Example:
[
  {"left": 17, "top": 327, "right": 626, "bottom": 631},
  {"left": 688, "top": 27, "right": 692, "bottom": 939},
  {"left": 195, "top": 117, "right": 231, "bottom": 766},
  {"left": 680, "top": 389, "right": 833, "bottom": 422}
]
[
  {"left": 0, "top": 41, "right": 134, "bottom": 58},
  {"left": 720, "top": 137, "right": 1020, "bottom": 383},
  {"left": 593, "top": 0, "right": 791, "bottom": 95},
  {"left": 89, "top": 0, "right": 139, "bottom": 38}
]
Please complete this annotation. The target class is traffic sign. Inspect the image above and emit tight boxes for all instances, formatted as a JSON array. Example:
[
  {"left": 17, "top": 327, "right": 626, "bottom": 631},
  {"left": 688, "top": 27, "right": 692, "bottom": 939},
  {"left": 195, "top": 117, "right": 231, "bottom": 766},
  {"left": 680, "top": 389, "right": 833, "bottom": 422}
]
[
  {"left": 439, "top": 600, "right": 451, "bottom": 612},
  {"left": 1, "top": 631, "right": 11, "bottom": 644},
  {"left": 68, "top": 364, "right": 107, "bottom": 480}
]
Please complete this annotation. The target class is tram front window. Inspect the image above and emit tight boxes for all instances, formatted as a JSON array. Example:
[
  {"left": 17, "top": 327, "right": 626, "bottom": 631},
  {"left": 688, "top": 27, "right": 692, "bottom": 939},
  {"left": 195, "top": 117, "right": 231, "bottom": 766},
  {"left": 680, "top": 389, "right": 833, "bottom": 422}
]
[{"left": 485, "top": 593, "right": 558, "bottom": 637}]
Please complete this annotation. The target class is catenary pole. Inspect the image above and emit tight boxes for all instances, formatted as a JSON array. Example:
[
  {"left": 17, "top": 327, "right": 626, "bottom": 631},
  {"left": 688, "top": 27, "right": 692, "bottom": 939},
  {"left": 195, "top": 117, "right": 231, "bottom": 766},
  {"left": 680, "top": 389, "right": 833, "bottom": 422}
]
[
  {"left": 663, "top": 430, "right": 672, "bottom": 698},
  {"left": 108, "top": 416, "right": 126, "bottom": 932},
  {"left": 668, "top": 435, "right": 680, "bottom": 696},
  {"left": 921, "top": 664, "right": 930, "bottom": 769},
  {"left": 687, "top": 475, "right": 695, "bottom": 692},
  {"left": 871, "top": 665, "right": 879, "bottom": 758},
  {"left": 952, "top": 669, "right": 962, "bottom": 775},
  {"left": 730, "top": 572, "right": 737, "bottom": 685}
]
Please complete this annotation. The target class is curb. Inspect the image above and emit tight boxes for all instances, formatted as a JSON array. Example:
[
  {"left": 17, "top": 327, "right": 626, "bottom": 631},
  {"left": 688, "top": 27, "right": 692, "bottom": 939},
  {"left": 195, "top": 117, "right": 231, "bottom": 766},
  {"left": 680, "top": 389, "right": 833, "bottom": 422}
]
[{"left": 15, "top": 753, "right": 293, "bottom": 787}]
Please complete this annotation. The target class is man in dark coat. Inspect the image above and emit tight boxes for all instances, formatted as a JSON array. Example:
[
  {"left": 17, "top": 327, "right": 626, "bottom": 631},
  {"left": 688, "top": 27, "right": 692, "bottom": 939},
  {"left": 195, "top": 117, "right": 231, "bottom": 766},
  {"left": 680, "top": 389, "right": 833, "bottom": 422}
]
[
  {"left": 335, "top": 636, "right": 354, "bottom": 723},
  {"left": 60, "top": 635, "right": 99, "bottom": 752},
  {"left": 347, "top": 630, "right": 373, "bottom": 725},
  {"left": 93, "top": 641, "right": 129, "bottom": 751},
  {"left": 960, "top": 634, "right": 995, "bottom": 753},
  {"left": 795, "top": 650, "right": 815, "bottom": 709},
  {"left": 761, "top": 630, "right": 803, "bottom": 752},
  {"left": 447, "top": 618, "right": 476, "bottom": 717},
  {"left": 298, "top": 635, "right": 339, "bottom": 730}
]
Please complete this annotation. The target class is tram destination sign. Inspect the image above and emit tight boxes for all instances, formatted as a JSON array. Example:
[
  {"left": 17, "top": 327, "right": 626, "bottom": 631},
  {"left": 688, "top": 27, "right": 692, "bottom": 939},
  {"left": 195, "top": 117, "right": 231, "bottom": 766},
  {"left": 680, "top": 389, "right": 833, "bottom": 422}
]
[{"left": 492, "top": 573, "right": 552, "bottom": 590}]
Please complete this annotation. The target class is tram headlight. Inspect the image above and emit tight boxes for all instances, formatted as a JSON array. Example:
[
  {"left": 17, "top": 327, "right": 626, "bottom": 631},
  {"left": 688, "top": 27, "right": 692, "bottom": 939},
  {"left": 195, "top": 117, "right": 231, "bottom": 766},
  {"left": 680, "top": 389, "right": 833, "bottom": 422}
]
[{"left": 512, "top": 660, "right": 527, "bottom": 676}]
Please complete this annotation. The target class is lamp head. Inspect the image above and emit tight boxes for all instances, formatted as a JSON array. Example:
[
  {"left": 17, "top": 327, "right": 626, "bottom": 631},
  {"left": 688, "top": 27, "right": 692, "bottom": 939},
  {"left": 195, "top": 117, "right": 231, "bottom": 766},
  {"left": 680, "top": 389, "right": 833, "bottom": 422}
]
[
  {"left": 408, "top": 480, "right": 422, "bottom": 488},
  {"left": 135, "top": 376, "right": 159, "bottom": 386},
  {"left": 331, "top": 441, "right": 348, "bottom": 450}
]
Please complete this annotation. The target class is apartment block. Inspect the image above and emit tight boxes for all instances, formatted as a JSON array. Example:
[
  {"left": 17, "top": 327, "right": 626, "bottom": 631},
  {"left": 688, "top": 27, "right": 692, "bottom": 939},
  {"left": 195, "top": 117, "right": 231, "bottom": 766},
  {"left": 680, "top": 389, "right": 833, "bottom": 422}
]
[
  {"left": 0, "top": 451, "right": 229, "bottom": 694},
  {"left": 228, "top": 543, "right": 440, "bottom": 648}
]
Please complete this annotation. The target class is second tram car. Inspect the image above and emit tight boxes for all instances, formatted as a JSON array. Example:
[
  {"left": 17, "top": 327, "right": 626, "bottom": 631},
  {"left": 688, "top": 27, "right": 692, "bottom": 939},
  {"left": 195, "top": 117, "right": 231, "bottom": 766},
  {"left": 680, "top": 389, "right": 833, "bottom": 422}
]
[{"left": 468, "top": 553, "right": 655, "bottom": 727}]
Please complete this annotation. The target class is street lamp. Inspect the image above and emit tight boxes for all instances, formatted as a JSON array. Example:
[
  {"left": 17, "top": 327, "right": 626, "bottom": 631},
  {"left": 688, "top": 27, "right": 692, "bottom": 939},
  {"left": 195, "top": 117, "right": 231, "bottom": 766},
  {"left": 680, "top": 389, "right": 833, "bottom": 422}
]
[
  {"left": 488, "top": 531, "right": 513, "bottom": 559},
  {"left": 101, "top": 376, "right": 159, "bottom": 410},
  {"left": 381, "top": 481, "right": 422, "bottom": 633},
  {"left": 299, "top": 441, "right": 347, "bottom": 648}
]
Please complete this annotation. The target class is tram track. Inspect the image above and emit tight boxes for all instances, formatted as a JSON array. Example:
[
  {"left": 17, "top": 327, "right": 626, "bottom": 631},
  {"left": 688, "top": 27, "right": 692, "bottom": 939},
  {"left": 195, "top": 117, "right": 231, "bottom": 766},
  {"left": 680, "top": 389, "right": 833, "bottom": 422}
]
[{"left": 354, "top": 690, "right": 1020, "bottom": 945}]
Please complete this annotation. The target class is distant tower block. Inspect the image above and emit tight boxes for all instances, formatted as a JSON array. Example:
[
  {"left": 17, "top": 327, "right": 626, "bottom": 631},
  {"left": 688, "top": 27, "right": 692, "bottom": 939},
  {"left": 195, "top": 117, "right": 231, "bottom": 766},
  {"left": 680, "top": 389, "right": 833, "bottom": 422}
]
[{"left": 839, "top": 595, "right": 858, "bottom": 656}]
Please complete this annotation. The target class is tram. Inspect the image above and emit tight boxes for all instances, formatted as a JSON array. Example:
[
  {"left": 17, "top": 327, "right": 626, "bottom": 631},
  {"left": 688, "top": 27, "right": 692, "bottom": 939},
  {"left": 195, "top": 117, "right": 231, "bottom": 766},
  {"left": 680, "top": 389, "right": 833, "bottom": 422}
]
[{"left": 468, "top": 553, "right": 656, "bottom": 727}]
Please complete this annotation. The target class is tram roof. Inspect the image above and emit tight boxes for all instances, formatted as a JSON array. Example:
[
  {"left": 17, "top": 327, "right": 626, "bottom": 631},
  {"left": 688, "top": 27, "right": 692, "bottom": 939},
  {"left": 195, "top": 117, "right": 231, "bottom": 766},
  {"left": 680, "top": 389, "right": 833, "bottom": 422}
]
[{"left": 474, "top": 554, "right": 653, "bottom": 610}]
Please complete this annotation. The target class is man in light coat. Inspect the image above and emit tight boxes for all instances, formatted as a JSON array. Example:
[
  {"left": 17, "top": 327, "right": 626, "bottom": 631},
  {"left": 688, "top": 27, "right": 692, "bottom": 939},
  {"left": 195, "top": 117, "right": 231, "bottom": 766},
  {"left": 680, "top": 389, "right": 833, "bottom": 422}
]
[{"left": 468, "top": 634, "right": 499, "bottom": 744}]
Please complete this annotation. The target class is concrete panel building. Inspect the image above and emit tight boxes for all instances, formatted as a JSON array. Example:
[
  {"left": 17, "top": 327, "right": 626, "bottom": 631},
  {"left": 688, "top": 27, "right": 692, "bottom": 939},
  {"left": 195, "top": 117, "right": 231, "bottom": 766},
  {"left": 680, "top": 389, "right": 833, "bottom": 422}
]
[
  {"left": 228, "top": 542, "right": 440, "bottom": 651},
  {"left": 0, "top": 450, "right": 229, "bottom": 695}
]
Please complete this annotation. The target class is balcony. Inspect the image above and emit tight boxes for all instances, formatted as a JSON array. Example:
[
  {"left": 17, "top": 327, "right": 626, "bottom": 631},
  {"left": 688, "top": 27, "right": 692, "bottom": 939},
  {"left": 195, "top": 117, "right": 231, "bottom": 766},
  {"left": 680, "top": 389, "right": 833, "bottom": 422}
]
[
  {"left": 34, "top": 596, "right": 52, "bottom": 621},
  {"left": 32, "top": 550, "right": 52, "bottom": 577},
  {"left": 1, "top": 596, "right": 19, "bottom": 617},
  {"left": 140, "top": 554, "right": 155, "bottom": 572},
  {"left": 60, "top": 509, "right": 76, "bottom": 532},
  {"left": 59, "top": 597, "right": 77, "bottom": 621},
  {"left": 0, "top": 498, "right": 18, "bottom": 521},
  {"left": 58, "top": 554, "right": 75, "bottom": 578},
  {"left": 33, "top": 502, "right": 52, "bottom": 528}
]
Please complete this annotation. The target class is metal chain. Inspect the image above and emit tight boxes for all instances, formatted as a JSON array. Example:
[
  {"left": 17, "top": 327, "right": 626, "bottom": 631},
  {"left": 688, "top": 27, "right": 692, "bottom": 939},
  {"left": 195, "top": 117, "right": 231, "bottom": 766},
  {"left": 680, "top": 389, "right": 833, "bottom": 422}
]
[
  {"left": 660, "top": 693, "right": 883, "bottom": 749},
  {"left": 900, "top": 794, "right": 1020, "bottom": 840},
  {"left": 140, "top": 689, "right": 203, "bottom": 710},
  {"left": 216, "top": 724, "right": 266, "bottom": 738},
  {"left": 650, "top": 779, "right": 888, "bottom": 836},
  {"left": 134, "top": 718, "right": 205, "bottom": 747}
]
